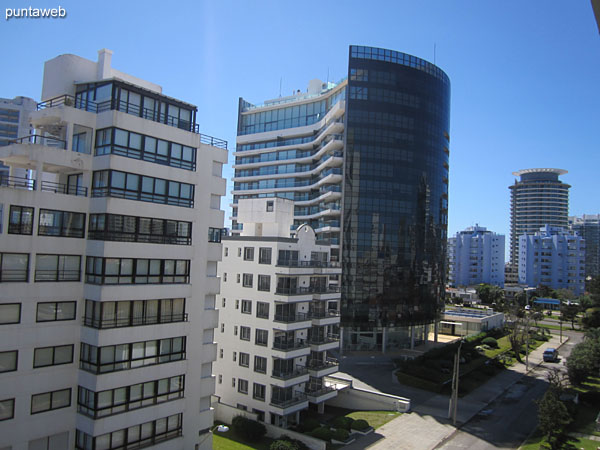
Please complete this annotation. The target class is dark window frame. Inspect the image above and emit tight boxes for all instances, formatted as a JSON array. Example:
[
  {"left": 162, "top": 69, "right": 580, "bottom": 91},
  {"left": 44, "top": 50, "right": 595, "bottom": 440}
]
[
  {"left": 0, "top": 350, "right": 18, "bottom": 373},
  {"left": 33, "top": 344, "right": 74, "bottom": 368},
  {"left": 0, "top": 253, "right": 30, "bottom": 282},
  {"left": 8, "top": 205, "right": 34, "bottom": 235},
  {"left": 36, "top": 301, "right": 77, "bottom": 322},
  {"left": 240, "top": 326, "right": 251, "bottom": 341},
  {"left": 31, "top": 388, "right": 72, "bottom": 415},
  {"left": 85, "top": 256, "right": 190, "bottom": 285},
  {"left": 0, "top": 398, "right": 15, "bottom": 421},
  {"left": 258, "top": 247, "right": 272, "bottom": 264},
  {"left": 38, "top": 209, "right": 86, "bottom": 238},
  {"left": 83, "top": 298, "right": 186, "bottom": 329},
  {"left": 0, "top": 303, "right": 21, "bottom": 325},
  {"left": 34, "top": 254, "right": 81, "bottom": 282},
  {"left": 257, "top": 275, "right": 271, "bottom": 292},
  {"left": 256, "top": 301, "right": 269, "bottom": 319}
]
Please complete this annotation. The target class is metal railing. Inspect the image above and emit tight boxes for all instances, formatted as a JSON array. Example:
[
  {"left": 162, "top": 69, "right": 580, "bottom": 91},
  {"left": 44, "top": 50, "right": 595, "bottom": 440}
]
[
  {"left": 275, "top": 286, "right": 341, "bottom": 296},
  {"left": 34, "top": 269, "right": 81, "bottom": 282},
  {"left": 37, "top": 94, "right": 228, "bottom": 149},
  {"left": 273, "top": 312, "right": 309, "bottom": 323},
  {"left": 41, "top": 180, "right": 88, "bottom": 196},
  {"left": 88, "top": 230, "right": 191, "bottom": 245},
  {"left": 308, "top": 309, "right": 341, "bottom": 319},
  {"left": 271, "top": 365, "right": 308, "bottom": 380},
  {"left": 10, "top": 135, "right": 67, "bottom": 149},
  {"left": 276, "top": 260, "right": 340, "bottom": 268},
  {"left": 269, "top": 392, "right": 307, "bottom": 408},
  {"left": 309, "top": 334, "right": 340, "bottom": 345},
  {"left": 83, "top": 313, "right": 188, "bottom": 329},
  {"left": 0, "top": 269, "right": 29, "bottom": 282},
  {"left": 307, "top": 357, "right": 339, "bottom": 370},
  {"left": 0, "top": 175, "right": 35, "bottom": 190},
  {"left": 272, "top": 339, "right": 309, "bottom": 352},
  {"left": 306, "top": 386, "right": 336, "bottom": 397}
]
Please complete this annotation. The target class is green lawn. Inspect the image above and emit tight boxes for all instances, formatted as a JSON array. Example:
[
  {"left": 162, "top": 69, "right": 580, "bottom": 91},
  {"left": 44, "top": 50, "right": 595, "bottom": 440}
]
[
  {"left": 345, "top": 410, "right": 401, "bottom": 429},
  {"left": 520, "top": 433, "right": 600, "bottom": 450},
  {"left": 212, "top": 424, "right": 274, "bottom": 450}
]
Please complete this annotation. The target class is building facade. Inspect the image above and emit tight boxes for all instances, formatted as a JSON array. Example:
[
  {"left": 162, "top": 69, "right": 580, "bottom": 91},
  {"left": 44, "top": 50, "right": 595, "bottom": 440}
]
[
  {"left": 509, "top": 168, "right": 570, "bottom": 268},
  {"left": 569, "top": 214, "right": 600, "bottom": 279},
  {"left": 233, "top": 46, "right": 450, "bottom": 352},
  {"left": 0, "top": 49, "right": 227, "bottom": 450},
  {"left": 518, "top": 225, "right": 585, "bottom": 296},
  {"left": 215, "top": 198, "right": 341, "bottom": 428},
  {"left": 0, "top": 96, "right": 37, "bottom": 179},
  {"left": 448, "top": 225, "right": 505, "bottom": 288}
]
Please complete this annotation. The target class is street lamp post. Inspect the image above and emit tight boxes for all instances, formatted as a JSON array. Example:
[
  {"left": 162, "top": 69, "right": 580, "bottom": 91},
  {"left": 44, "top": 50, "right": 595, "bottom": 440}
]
[{"left": 448, "top": 339, "right": 464, "bottom": 425}]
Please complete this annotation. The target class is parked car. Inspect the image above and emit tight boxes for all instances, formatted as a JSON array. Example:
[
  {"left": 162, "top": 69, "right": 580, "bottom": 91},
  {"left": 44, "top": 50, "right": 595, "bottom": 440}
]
[{"left": 543, "top": 348, "right": 559, "bottom": 362}]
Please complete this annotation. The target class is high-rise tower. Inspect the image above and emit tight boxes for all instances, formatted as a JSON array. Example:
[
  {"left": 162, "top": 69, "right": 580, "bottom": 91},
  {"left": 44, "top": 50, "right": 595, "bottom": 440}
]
[
  {"left": 233, "top": 46, "right": 450, "bottom": 352},
  {"left": 509, "top": 168, "right": 570, "bottom": 269}
]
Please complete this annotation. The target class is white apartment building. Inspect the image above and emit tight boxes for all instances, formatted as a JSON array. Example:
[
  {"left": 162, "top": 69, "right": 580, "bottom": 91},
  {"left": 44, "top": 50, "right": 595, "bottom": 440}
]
[
  {"left": 448, "top": 225, "right": 505, "bottom": 288},
  {"left": 0, "top": 49, "right": 227, "bottom": 450},
  {"left": 215, "top": 198, "right": 341, "bottom": 428}
]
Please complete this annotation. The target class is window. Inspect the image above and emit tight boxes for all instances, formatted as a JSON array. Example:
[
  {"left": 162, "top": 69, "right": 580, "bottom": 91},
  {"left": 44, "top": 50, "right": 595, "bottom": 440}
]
[
  {"left": 92, "top": 169, "right": 194, "bottom": 208},
  {"left": 234, "top": 326, "right": 238, "bottom": 336},
  {"left": 27, "top": 431, "right": 69, "bottom": 450},
  {"left": 0, "top": 253, "right": 29, "bottom": 282},
  {"left": 235, "top": 299, "right": 239, "bottom": 310},
  {"left": 223, "top": 273, "right": 227, "bottom": 282},
  {"left": 220, "top": 323, "right": 224, "bottom": 333},
  {"left": 232, "top": 378, "right": 236, "bottom": 388},
  {"left": 8, "top": 205, "right": 34, "bottom": 235},
  {"left": 219, "top": 349, "right": 223, "bottom": 358},
  {"left": 254, "top": 356, "right": 267, "bottom": 374},
  {"left": 36, "top": 302, "right": 76, "bottom": 322},
  {"left": 253, "top": 383, "right": 266, "bottom": 401},
  {"left": 83, "top": 298, "right": 185, "bottom": 329},
  {"left": 38, "top": 209, "right": 85, "bottom": 238},
  {"left": 238, "top": 248, "right": 242, "bottom": 257},
  {"left": 222, "top": 298, "right": 226, "bottom": 307},
  {"left": 237, "top": 274, "right": 240, "bottom": 283},
  {"left": 0, "top": 398, "right": 14, "bottom": 421},
  {"left": 256, "top": 302, "right": 269, "bottom": 319},
  {"left": 255, "top": 329, "right": 268, "bottom": 346},
  {"left": 243, "top": 247, "right": 254, "bottom": 261},
  {"left": 0, "top": 350, "right": 18, "bottom": 373},
  {"left": 89, "top": 213, "right": 192, "bottom": 245},
  {"left": 75, "top": 413, "right": 182, "bottom": 450},
  {"left": 252, "top": 409, "right": 265, "bottom": 422},
  {"left": 218, "top": 374, "right": 222, "bottom": 384},
  {"left": 85, "top": 257, "right": 190, "bottom": 285},
  {"left": 31, "top": 388, "right": 71, "bottom": 414},
  {"left": 0, "top": 303, "right": 20, "bottom": 324},
  {"left": 233, "top": 352, "right": 237, "bottom": 362},
  {"left": 79, "top": 337, "right": 185, "bottom": 374},
  {"left": 258, "top": 248, "right": 272, "bottom": 264},
  {"left": 33, "top": 345, "right": 74, "bottom": 368},
  {"left": 266, "top": 201, "right": 274, "bottom": 212},
  {"left": 34, "top": 254, "right": 81, "bottom": 282},
  {"left": 240, "top": 326, "right": 251, "bottom": 341},
  {"left": 242, "top": 273, "right": 253, "bottom": 287},
  {"left": 239, "top": 352, "right": 249, "bottom": 367},
  {"left": 77, "top": 375, "right": 184, "bottom": 419},
  {"left": 258, "top": 275, "right": 271, "bottom": 292},
  {"left": 237, "top": 404, "right": 247, "bottom": 411},
  {"left": 241, "top": 300, "right": 252, "bottom": 314},
  {"left": 208, "top": 227, "right": 224, "bottom": 243},
  {"left": 95, "top": 127, "right": 197, "bottom": 170},
  {"left": 238, "top": 379, "right": 248, "bottom": 394}
]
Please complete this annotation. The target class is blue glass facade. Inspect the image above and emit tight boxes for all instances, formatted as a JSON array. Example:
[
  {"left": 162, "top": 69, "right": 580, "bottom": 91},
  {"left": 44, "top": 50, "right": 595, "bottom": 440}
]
[{"left": 341, "top": 46, "right": 450, "bottom": 351}]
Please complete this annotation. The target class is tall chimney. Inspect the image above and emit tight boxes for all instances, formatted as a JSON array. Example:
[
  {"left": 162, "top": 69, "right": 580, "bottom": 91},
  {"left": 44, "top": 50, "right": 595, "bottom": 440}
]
[{"left": 97, "top": 48, "right": 113, "bottom": 79}]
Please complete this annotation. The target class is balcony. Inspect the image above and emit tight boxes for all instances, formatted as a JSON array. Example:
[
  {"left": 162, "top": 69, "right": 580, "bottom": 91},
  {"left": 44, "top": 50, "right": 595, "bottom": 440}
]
[
  {"left": 271, "top": 365, "right": 309, "bottom": 381},
  {"left": 308, "top": 309, "right": 341, "bottom": 326},
  {"left": 276, "top": 260, "right": 341, "bottom": 269},
  {"left": 309, "top": 334, "right": 340, "bottom": 352},
  {"left": 41, "top": 180, "right": 87, "bottom": 196},
  {"left": 275, "top": 286, "right": 341, "bottom": 296},
  {"left": 307, "top": 357, "right": 339, "bottom": 378},
  {"left": 0, "top": 175, "right": 35, "bottom": 190},
  {"left": 83, "top": 313, "right": 188, "bottom": 329},
  {"left": 272, "top": 339, "right": 310, "bottom": 352},
  {"left": 306, "top": 386, "right": 337, "bottom": 403},
  {"left": 269, "top": 392, "right": 308, "bottom": 414},
  {"left": 37, "top": 94, "right": 228, "bottom": 149}
]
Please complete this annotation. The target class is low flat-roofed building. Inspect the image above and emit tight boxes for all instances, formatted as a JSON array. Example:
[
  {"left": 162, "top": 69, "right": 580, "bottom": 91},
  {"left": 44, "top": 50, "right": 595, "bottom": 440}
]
[{"left": 440, "top": 308, "right": 504, "bottom": 337}]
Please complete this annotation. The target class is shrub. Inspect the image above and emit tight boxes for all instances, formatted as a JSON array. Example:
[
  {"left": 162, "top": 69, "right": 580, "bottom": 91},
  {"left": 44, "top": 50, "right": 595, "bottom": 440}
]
[
  {"left": 481, "top": 337, "right": 498, "bottom": 349},
  {"left": 231, "top": 415, "right": 267, "bottom": 442},
  {"left": 309, "top": 427, "right": 332, "bottom": 441},
  {"left": 331, "top": 428, "right": 350, "bottom": 442},
  {"left": 331, "top": 416, "right": 354, "bottom": 430},
  {"left": 299, "top": 418, "right": 320, "bottom": 433},
  {"left": 270, "top": 436, "right": 308, "bottom": 450},
  {"left": 351, "top": 419, "right": 370, "bottom": 431}
]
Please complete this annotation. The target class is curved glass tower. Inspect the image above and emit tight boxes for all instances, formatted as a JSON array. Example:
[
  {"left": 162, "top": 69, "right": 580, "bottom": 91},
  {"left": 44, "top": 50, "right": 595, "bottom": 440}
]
[
  {"left": 233, "top": 46, "right": 451, "bottom": 352},
  {"left": 341, "top": 46, "right": 450, "bottom": 351}
]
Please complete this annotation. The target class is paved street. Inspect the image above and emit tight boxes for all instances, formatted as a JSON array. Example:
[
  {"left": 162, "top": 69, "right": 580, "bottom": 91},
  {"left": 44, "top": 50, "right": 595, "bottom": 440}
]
[{"left": 338, "top": 330, "right": 582, "bottom": 449}]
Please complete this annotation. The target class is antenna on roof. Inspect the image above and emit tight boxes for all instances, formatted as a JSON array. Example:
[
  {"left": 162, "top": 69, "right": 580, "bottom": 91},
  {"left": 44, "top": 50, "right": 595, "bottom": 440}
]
[
  {"left": 434, "top": 43, "right": 437, "bottom": 65},
  {"left": 327, "top": 67, "right": 329, "bottom": 84},
  {"left": 279, "top": 77, "right": 282, "bottom": 98}
]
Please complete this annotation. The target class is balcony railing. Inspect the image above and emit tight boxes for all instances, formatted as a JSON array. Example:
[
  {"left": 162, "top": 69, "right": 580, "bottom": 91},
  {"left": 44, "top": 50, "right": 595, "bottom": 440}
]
[
  {"left": 270, "top": 392, "right": 307, "bottom": 408},
  {"left": 37, "top": 95, "right": 228, "bottom": 149},
  {"left": 0, "top": 175, "right": 35, "bottom": 190},
  {"left": 276, "top": 260, "right": 340, "bottom": 268},
  {"left": 275, "top": 286, "right": 341, "bottom": 296},
  {"left": 274, "top": 312, "right": 309, "bottom": 323},
  {"left": 272, "top": 339, "right": 309, "bottom": 352},
  {"left": 306, "top": 386, "right": 336, "bottom": 397},
  {"left": 271, "top": 365, "right": 308, "bottom": 380},
  {"left": 10, "top": 135, "right": 67, "bottom": 149},
  {"left": 83, "top": 313, "right": 188, "bottom": 329},
  {"left": 41, "top": 180, "right": 88, "bottom": 197},
  {"left": 308, "top": 309, "right": 341, "bottom": 319},
  {"left": 34, "top": 269, "right": 81, "bottom": 282},
  {"left": 309, "top": 334, "right": 340, "bottom": 345},
  {"left": 307, "top": 357, "right": 339, "bottom": 371}
]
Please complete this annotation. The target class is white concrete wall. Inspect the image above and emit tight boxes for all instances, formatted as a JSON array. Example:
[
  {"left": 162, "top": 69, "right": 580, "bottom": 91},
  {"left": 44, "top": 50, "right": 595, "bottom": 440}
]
[{"left": 326, "top": 386, "right": 411, "bottom": 413}]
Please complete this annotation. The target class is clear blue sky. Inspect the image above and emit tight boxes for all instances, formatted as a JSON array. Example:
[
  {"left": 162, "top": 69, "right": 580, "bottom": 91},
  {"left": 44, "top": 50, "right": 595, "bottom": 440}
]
[{"left": 2, "top": 1, "right": 599, "bottom": 259}]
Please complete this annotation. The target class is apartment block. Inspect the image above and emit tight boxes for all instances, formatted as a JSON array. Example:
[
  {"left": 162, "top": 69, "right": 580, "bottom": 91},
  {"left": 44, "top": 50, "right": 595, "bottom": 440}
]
[
  {"left": 569, "top": 214, "right": 600, "bottom": 279},
  {"left": 0, "top": 49, "right": 227, "bottom": 450},
  {"left": 215, "top": 198, "right": 341, "bottom": 428}
]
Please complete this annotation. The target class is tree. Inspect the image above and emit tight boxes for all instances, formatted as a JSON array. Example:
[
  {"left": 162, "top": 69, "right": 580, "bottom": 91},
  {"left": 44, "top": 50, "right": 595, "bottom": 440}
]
[
  {"left": 582, "top": 308, "right": 600, "bottom": 329},
  {"left": 476, "top": 284, "right": 504, "bottom": 305},
  {"left": 554, "top": 288, "right": 575, "bottom": 301},
  {"left": 560, "top": 303, "right": 579, "bottom": 330},
  {"left": 566, "top": 339, "right": 599, "bottom": 385},
  {"left": 536, "top": 369, "right": 572, "bottom": 450},
  {"left": 587, "top": 276, "right": 600, "bottom": 307}
]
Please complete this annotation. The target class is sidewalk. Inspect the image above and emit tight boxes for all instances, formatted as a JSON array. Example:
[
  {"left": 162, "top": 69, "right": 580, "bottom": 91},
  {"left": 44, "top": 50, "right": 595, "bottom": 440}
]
[{"left": 339, "top": 335, "right": 568, "bottom": 449}]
